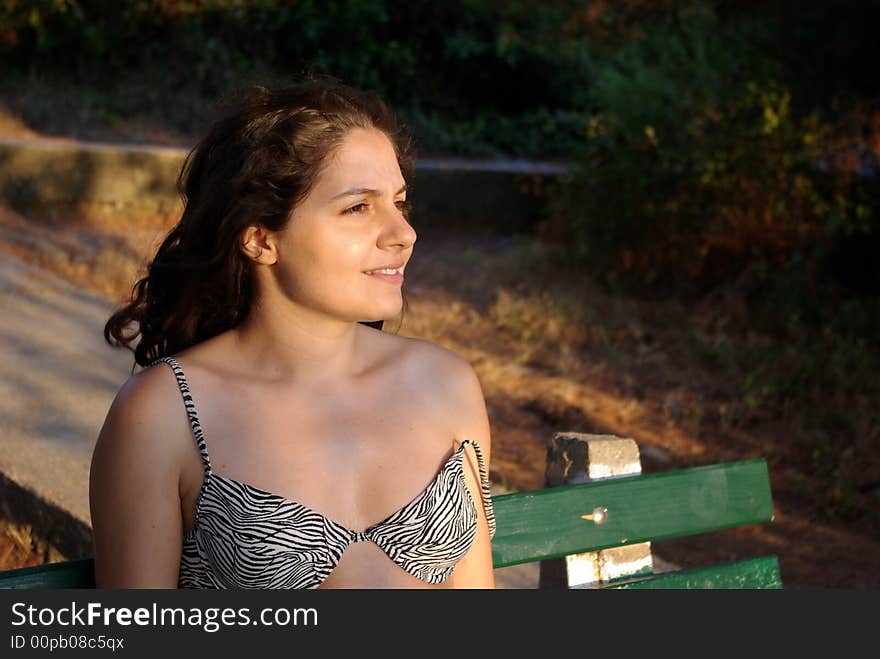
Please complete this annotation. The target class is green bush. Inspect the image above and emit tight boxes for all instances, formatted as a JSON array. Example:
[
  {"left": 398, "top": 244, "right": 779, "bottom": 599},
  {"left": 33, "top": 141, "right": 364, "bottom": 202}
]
[{"left": 544, "top": 4, "right": 879, "bottom": 309}]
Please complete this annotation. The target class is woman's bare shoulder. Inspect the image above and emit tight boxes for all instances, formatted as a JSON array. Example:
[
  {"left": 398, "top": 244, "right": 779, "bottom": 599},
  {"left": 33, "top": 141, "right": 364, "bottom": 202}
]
[
  {"left": 389, "top": 334, "right": 486, "bottom": 411},
  {"left": 383, "top": 332, "right": 473, "bottom": 376},
  {"left": 108, "top": 360, "right": 181, "bottom": 417},
  {"left": 94, "top": 359, "right": 192, "bottom": 461}
]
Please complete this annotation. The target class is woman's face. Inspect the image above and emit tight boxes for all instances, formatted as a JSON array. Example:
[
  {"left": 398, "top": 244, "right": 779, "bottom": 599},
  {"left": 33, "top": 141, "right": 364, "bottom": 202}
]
[{"left": 268, "top": 127, "right": 417, "bottom": 324}]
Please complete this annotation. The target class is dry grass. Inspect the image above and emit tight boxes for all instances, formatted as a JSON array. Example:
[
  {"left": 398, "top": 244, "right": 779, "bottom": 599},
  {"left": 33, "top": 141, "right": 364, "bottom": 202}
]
[
  {"left": 0, "top": 519, "right": 63, "bottom": 571},
  {"left": 0, "top": 204, "right": 174, "bottom": 304}
]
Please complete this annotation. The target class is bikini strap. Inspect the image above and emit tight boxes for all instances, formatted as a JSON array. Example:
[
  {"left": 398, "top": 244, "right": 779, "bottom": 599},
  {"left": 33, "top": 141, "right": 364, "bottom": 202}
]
[
  {"left": 460, "top": 439, "right": 497, "bottom": 539},
  {"left": 150, "top": 356, "right": 212, "bottom": 476}
]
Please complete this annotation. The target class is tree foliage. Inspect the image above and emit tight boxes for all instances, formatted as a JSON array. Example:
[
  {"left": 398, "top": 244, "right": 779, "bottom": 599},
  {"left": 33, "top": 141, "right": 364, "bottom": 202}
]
[{"left": 540, "top": 2, "right": 879, "bottom": 337}]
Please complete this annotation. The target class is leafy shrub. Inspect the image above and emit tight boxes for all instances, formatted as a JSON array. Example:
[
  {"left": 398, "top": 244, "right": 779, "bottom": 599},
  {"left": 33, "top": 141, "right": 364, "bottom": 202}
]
[{"left": 543, "top": 4, "right": 879, "bottom": 310}]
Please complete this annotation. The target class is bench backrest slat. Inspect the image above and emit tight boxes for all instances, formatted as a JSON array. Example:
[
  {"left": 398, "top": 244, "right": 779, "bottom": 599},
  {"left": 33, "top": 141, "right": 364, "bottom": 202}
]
[
  {"left": 0, "top": 557, "right": 95, "bottom": 589},
  {"left": 491, "top": 458, "right": 774, "bottom": 568},
  {"left": 603, "top": 556, "right": 782, "bottom": 589}
]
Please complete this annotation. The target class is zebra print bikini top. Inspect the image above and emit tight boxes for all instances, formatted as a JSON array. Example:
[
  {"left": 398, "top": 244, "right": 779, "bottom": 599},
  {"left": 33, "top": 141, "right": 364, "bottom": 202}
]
[{"left": 151, "top": 356, "right": 497, "bottom": 589}]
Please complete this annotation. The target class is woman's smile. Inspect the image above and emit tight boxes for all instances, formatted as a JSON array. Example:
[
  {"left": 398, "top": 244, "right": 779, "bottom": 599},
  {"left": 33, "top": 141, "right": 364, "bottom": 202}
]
[{"left": 364, "top": 262, "right": 405, "bottom": 284}]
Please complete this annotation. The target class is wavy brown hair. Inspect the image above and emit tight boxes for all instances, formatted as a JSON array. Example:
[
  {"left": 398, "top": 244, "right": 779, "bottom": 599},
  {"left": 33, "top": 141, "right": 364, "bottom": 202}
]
[{"left": 104, "top": 76, "right": 414, "bottom": 370}]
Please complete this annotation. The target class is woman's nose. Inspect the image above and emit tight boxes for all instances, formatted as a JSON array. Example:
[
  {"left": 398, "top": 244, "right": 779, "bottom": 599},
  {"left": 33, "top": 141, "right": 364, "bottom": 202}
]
[{"left": 380, "top": 202, "right": 417, "bottom": 248}]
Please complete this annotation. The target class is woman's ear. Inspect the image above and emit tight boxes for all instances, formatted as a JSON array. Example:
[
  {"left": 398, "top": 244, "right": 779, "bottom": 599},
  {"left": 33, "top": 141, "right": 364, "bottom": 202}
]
[{"left": 239, "top": 226, "right": 278, "bottom": 265}]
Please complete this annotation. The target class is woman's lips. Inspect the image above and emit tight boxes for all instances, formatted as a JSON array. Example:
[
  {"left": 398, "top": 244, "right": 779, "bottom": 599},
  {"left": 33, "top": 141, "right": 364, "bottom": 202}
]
[
  {"left": 365, "top": 271, "right": 404, "bottom": 284},
  {"left": 364, "top": 261, "right": 405, "bottom": 284}
]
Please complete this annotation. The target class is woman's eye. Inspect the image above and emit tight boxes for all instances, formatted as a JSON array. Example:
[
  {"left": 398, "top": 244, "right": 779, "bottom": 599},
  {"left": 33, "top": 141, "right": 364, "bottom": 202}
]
[
  {"left": 343, "top": 202, "right": 369, "bottom": 215},
  {"left": 395, "top": 200, "right": 412, "bottom": 215}
]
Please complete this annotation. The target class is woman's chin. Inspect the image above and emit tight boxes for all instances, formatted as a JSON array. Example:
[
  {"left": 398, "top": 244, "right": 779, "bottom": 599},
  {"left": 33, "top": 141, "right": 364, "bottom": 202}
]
[{"left": 361, "top": 305, "right": 402, "bottom": 324}]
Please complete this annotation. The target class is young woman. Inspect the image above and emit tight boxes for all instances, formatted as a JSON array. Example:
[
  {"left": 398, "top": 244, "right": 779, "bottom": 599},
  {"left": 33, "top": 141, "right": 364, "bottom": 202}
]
[{"left": 89, "top": 77, "right": 496, "bottom": 589}]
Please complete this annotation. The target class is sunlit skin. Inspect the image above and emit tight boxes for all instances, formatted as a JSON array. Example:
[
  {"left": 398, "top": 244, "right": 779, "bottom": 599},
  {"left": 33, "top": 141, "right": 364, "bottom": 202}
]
[{"left": 89, "top": 127, "right": 497, "bottom": 589}]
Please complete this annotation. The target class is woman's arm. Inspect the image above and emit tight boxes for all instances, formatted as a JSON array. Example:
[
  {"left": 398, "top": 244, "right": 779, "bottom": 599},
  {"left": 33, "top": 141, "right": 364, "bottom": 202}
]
[
  {"left": 89, "top": 366, "right": 188, "bottom": 588},
  {"left": 441, "top": 353, "right": 497, "bottom": 589}
]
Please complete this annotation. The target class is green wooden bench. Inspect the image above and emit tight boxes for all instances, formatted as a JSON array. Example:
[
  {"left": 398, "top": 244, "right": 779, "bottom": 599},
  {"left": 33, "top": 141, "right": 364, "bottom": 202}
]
[
  {"left": 494, "top": 432, "right": 781, "bottom": 588},
  {"left": 493, "top": 460, "right": 780, "bottom": 588},
  {"left": 0, "top": 434, "right": 781, "bottom": 589}
]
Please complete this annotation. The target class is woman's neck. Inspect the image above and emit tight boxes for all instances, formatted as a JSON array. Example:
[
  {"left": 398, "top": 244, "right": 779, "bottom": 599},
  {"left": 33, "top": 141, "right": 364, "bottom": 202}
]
[{"left": 230, "top": 302, "right": 373, "bottom": 389}]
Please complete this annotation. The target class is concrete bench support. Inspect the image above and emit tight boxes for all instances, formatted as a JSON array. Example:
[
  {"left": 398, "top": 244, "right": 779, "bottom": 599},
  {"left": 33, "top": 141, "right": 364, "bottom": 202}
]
[{"left": 539, "top": 432, "right": 653, "bottom": 588}]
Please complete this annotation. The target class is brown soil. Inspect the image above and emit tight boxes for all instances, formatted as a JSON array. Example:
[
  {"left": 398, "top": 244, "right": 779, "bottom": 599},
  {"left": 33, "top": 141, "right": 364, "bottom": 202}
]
[{"left": 1, "top": 117, "right": 879, "bottom": 589}]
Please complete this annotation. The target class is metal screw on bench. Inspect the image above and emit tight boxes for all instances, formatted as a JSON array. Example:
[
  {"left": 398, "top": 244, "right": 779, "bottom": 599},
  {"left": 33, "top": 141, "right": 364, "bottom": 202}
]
[{"left": 581, "top": 506, "right": 608, "bottom": 524}]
